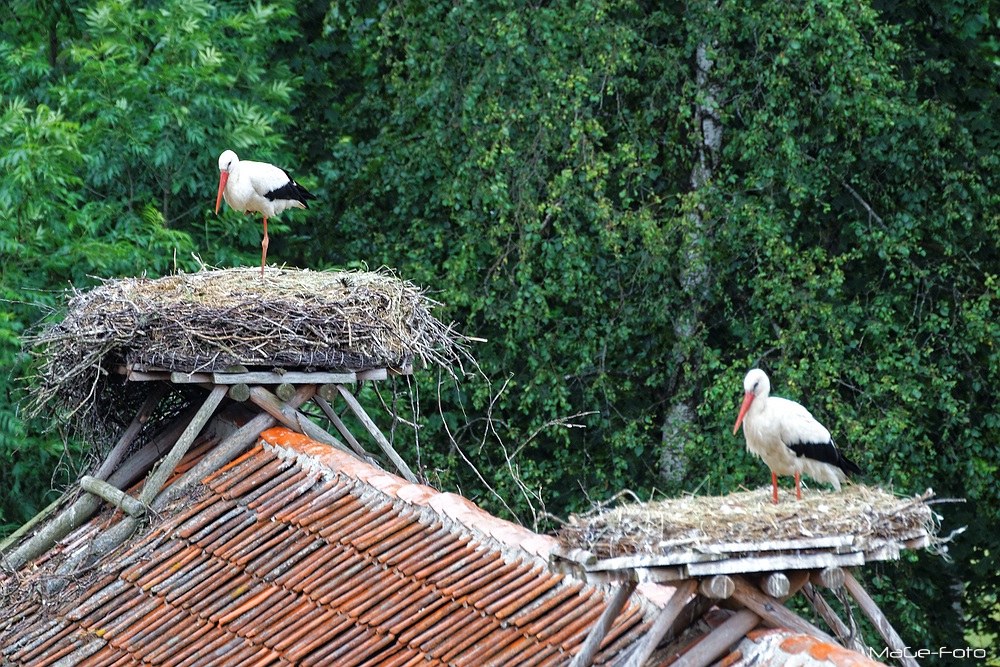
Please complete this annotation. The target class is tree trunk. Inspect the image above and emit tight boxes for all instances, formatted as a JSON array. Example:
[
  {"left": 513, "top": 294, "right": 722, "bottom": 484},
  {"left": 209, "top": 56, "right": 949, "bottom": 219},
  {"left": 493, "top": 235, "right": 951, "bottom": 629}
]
[{"left": 659, "top": 40, "right": 722, "bottom": 486}]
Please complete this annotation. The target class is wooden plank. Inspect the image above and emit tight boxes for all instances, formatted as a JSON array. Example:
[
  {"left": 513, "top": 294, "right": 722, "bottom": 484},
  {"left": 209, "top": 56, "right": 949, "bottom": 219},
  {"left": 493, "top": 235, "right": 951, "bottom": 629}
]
[
  {"left": 694, "top": 534, "right": 856, "bottom": 554},
  {"left": 214, "top": 370, "right": 359, "bottom": 385},
  {"left": 685, "top": 550, "right": 865, "bottom": 576},
  {"left": 843, "top": 569, "right": 920, "bottom": 667},
  {"left": 335, "top": 384, "right": 418, "bottom": 483},
  {"left": 619, "top": 579, "right": 697, "bottom": 667},
  {"left": 730, "top": 574, "right": 836, "bottom": 644},
  {"left": 669, "top": 608, "right": 761, "bottom": 667},
  {"left": 569, "top": 579, "right": 637, "bottom": 667}
]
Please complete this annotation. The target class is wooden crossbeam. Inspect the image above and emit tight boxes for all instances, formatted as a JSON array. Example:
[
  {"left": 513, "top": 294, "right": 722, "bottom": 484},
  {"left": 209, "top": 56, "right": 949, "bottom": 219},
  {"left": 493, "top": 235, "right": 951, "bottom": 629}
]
[{"left": 335, "top": 384, "right": 417, "bottom": 483}]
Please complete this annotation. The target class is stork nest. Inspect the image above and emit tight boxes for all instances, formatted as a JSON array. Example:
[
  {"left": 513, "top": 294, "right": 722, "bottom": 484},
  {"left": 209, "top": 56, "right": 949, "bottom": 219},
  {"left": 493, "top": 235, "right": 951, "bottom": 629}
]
[
  {"left": 22, "top": 267, "right": 475, "bottom": 438},
  {"left": 558, "top": 485, "right": 941, "bottom": 559}
]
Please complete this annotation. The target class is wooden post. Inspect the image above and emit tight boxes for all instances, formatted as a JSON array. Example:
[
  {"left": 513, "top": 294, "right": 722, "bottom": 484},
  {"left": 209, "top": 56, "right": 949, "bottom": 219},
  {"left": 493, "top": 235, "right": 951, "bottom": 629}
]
[
  {"left": 667, "top": 609, "right": 761, "bottom": 667},
  {"left": 313, "top": 394, "right": 370, "bottom": 458},
  {"left": 699, "top": 575, "right": 735, "bottom": 600},
  {"left": 801, "top": 582, "right": 868, "bottom": 654},
  {"left": 730, "top": 574, "right": 836, "bottom": 644},
  {"left": 79, "top": 476, "right": 146, "bottom": 517},
  {"left": 570, "top": 580, "right": 637, "bottom": 667},
  {"left": 335, "top": 384, "right": 418, "bottom": 483},
  {"left": 139, "top": 384, "right": 228, "bottom": 504},
  {"left": 228, "top": 383, "right": 251, "bottom": 402},
  {"left": 619, "top": 579, "right": 697, "bottom": 667},
  {"left": 843, "top": 569, "right": 920, "bottom": 667},
  {"left": 247, "top": 385, "right": 357, "bottom": 458},
  {"left": 761, "top": 572, "right": 789, "bottom": 598},
  {"left": 275, "top": 382, "right": 296, "bottom": 402}
]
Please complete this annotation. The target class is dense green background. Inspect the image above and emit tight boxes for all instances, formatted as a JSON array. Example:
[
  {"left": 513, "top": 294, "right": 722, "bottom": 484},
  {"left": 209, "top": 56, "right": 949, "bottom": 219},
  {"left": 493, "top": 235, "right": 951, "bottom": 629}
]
[{"left": 2, "top": 0, "right": 998, "bottom": 661}]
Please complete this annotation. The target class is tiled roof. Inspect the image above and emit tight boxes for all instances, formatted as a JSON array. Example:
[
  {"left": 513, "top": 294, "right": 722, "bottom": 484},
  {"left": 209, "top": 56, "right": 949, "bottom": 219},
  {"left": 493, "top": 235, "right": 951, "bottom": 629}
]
[
  {"left": 0, "top": 427, "right": 650, "bottom": 666},
  {"left": 727, "top": 629, "right": 885, "bottom": 667}
]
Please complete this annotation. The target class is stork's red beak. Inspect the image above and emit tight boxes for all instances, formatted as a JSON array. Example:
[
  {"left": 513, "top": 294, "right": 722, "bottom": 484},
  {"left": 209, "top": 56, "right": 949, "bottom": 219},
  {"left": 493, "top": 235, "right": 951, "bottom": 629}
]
[
  {"left": 215, "top": 171, "right": 229, "bottom": 214},
  {"left": 733, "top": 392, "right": 754, "bottom": 434}
]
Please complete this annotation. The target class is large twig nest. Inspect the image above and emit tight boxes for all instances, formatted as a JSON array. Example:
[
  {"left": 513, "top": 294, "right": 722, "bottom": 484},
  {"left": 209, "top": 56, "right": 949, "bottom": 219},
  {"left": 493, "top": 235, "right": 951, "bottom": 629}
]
[
  {"left": 22, "top": 267, "right": 474, "bottom": 436},
  {"left": 558, "top": 485, "right": 941, "bottom": 559}
]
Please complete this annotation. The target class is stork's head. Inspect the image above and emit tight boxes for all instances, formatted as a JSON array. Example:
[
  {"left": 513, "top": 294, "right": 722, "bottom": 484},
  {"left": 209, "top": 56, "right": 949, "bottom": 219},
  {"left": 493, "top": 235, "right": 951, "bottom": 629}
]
[
  {"left": 733, "top": 368, "right": 770, "bottom": 434},
  {"left": 215, "top": 150, "right": 239, "bottom": 214}
]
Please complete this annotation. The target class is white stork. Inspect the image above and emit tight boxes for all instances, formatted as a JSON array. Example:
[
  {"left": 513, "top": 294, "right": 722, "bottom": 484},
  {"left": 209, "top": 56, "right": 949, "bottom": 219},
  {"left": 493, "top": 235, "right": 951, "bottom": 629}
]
[
  {"left": 732, "top": 368, "right": 862, "bottom": 504},
  {"left": 215, "top": 150, "right": 317, "bottom": 277}
]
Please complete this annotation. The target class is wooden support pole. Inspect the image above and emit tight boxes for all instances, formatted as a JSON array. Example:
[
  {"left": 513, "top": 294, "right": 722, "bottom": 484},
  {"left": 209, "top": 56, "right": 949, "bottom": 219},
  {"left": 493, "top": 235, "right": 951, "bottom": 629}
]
[
  {"left": 248, "top": 385, "right": 356, "bottom": 457},
  {"left": 313, "top": 394, "right": 369, "bottom": 458},
  {"left": 619, "top": 579, "right": 697, "bottom": 667},
  {"left": 667, "top": 609, "right": 761, "bottom": 667},
  {"left": 228, "top": 383, "right": 251, "bottom": 402},
  {"left": 843, "top": 569, "right": 920, "bottom": 667},
  {"left": 730, "top": 574, "right": 836, "bottom": 644},
  {"left": 335, "top": 384, "right": 418, "bottom": 483},
  {"left": 698, "top": 575, "right": 735, "bottom": 600},
  {"left": 801, "top": 582, "right": 868, "bottom": 654},
  {"left": 79, "top": 476, "right": 146, "bottom": 517},
  {"left": 570, "top": 579, "right": 637, "bottom": 667},
  {"left": 139, "top": 384, "right": 228, "bottom": 505}
]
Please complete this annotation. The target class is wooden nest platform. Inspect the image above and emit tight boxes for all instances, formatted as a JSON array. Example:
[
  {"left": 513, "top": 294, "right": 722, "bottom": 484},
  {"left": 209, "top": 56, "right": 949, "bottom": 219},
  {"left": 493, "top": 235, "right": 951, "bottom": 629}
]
[
  {"left": 552, "top": 486, "right": 949, "bottom": 667},
  {"left": 555, "top": 485, "right": 939, "bottom": 579},
  {"left": 22, "top": 267, "right": 472, "bottom": 437}
]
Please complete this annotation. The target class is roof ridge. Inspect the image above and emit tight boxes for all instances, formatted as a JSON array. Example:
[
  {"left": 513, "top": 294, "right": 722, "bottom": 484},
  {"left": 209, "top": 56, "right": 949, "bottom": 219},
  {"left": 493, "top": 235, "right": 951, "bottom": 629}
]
[{"left": 258, "top": 427, "right": 560, "bottom": 561}]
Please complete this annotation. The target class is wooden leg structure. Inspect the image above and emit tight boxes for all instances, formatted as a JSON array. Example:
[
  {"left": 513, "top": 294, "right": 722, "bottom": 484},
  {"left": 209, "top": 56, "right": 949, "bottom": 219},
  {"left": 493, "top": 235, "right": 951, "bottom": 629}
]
[
  {"left": 566, "top": 565, "right": 918, "bottom": 667},
  {"left": 1, "top": 366, "right": 421, "bottom": 583}
]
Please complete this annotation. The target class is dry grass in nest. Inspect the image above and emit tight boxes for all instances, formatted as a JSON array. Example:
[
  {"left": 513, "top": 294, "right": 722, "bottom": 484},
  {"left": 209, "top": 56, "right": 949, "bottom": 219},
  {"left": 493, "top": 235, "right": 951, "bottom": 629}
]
[
  {"left": 22, "top": 267, "right": 475, "bottom": 433},
  {"left": 558, "top": 485, "right": 939, "bottom": 559}
]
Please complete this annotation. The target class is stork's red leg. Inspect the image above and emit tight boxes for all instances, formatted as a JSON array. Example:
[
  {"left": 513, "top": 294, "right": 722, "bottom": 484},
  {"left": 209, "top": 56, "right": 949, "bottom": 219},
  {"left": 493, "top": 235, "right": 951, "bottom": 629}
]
[
  {"left": 261, "top": 216, "right": 269, "bottom": 278},
  {"left": 771, "top": 472, "right": 779, "bottom": 504},
  {"left": 795, "top": 472, "right": 802, "bottom": 500}
]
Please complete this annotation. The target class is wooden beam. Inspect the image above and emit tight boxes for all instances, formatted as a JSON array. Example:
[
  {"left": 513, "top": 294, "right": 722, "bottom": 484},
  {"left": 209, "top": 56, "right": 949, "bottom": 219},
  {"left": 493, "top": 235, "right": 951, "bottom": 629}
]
[
  {"left": 335, "top": 384, "right": 418, "bottom": 483},
  {"left": 93, "top": 383, "right": 171, "bottom": 481},
  {"left": 313, "top": 394, "right": 370, "bottom": 458},
  {"left": 169, "top": 370, "right": 360, "bottom": 385},
  {"left": 801, "top": 582, "right": 869, "bottom": 654},
  {"left": 668, "top": 608, "right": 761, "bottom": 667},
  {"left": 698, "top": 575, "right": 735, "bottom": 600},
  {"left": 619, "top": 578, "right": 697, "bottom": 667},
  {"left": 730, "top": 574, "right": 836, "bottom": 644},
  {"left": 843, "top": 569, "right": 919, "bottom": 667},
  {"left": 79, "top": 476, "right": 145, "bottom": 517},
  {"left": 138, "top": 384, "right": 228, "bottom": 504},
  {"left": 247, "top": 385, "right": 356, "bottom": 457},
  {"left": 761, "top": 572, "right": 789, "bottom": 598},
  {"left": 569, "top": 579, "right": 637, "bottom": 667},
  {"left": 811, "top": 566, "right": 846, "bottom": 589}
]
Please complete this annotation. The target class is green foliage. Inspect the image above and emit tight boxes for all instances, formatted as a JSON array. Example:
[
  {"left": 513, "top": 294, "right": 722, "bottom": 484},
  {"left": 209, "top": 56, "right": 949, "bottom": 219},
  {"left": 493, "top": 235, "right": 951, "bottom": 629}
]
[{"left": 0, "top": 0, "right": 302, "bottom": 526}]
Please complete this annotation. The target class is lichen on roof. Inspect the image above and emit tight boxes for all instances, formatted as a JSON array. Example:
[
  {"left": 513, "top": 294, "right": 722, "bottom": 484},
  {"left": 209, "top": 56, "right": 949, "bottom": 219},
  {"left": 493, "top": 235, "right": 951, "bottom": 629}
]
[
  {"left": 557, "top": 485, "right": 940, "bottom": 560},
  {"left": 22, "top": 267, "right": 474, "bottom": 435}
]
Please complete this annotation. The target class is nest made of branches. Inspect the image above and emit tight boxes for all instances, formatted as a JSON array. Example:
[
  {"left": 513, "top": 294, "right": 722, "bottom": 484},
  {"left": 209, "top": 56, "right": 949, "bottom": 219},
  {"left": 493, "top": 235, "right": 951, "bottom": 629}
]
[
  {"left": 22, "top": 267, "right": 474, "bottom": 437},
  {"left": 558, "top": 485, "right": 940, "bottom": 560}
]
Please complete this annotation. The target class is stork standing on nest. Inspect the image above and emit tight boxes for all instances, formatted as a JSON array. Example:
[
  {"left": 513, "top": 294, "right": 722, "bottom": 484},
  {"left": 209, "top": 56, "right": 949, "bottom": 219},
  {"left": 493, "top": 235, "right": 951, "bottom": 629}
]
[
  {"left": 215, "top": 150, "right": 317, "bottom": 277},
  {"left": 732, "top": 368, "right": 862, "bottom": 504}
]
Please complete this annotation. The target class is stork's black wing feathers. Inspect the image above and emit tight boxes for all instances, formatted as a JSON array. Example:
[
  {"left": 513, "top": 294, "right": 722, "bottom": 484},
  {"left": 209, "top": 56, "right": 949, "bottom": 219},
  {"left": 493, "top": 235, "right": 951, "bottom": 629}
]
[
  {"left": 265, "top": 169, "right": 317, "bottom": 207},
  {"left": 788, "top": 440, "right": 863, "bottom": 476}
]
